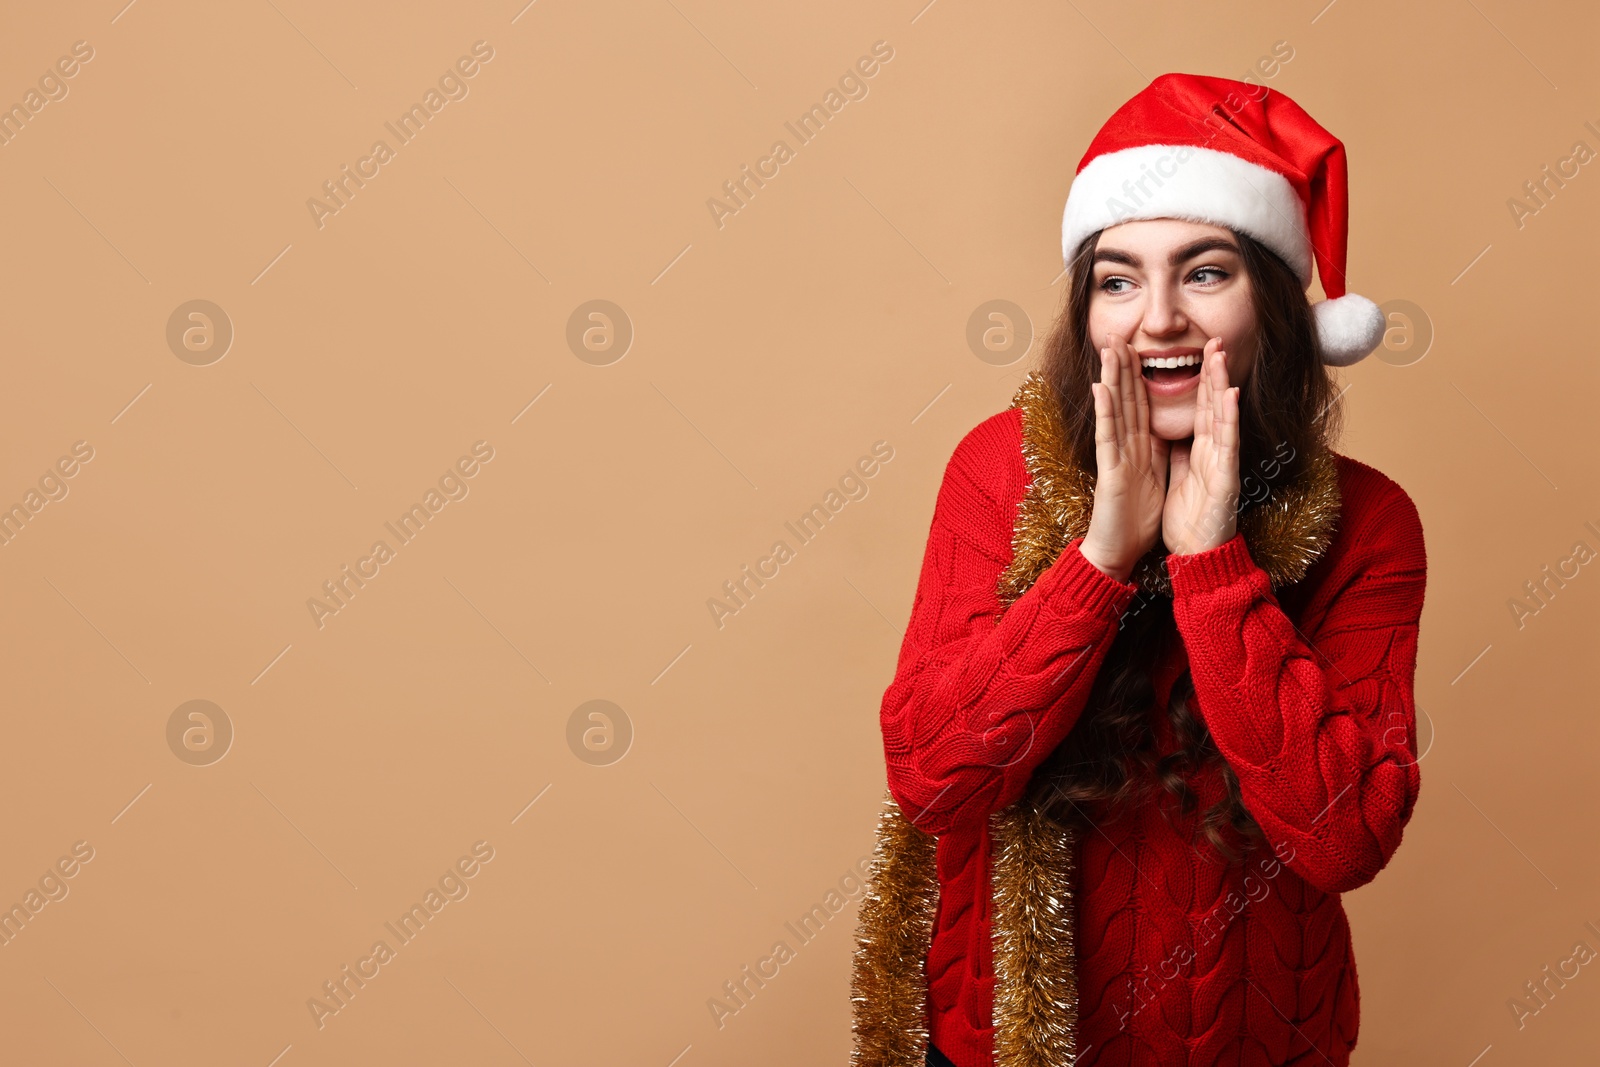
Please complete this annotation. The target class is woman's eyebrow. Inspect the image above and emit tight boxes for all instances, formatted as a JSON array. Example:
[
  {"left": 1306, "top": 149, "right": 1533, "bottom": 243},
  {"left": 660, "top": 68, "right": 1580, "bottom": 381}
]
[
  {"left": 1170, "top": 236, "right": 1241, "bottom": 263},
  {"left": 1092, "top": 237, "right": 1242, "bottom": 268},
  {"left": 1092, "top": 247, "right": 1141, "bottom": 267}
]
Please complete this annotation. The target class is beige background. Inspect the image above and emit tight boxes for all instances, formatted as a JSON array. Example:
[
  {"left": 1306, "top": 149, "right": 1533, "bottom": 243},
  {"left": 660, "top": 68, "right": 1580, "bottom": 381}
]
[{"left": 0, "top": 0, "right": 1595, "bottom": 1064}]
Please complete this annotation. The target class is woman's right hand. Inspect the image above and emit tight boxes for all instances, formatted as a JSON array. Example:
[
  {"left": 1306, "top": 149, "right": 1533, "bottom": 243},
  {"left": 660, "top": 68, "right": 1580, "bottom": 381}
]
[{"left": 1079, "top": 333, "right": 1170, "bottom": 582}]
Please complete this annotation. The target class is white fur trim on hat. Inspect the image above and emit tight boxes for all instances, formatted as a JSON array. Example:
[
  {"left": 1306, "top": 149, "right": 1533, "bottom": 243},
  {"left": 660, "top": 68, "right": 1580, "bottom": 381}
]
[
  {"left": 1313, "top": 293, "right": 1385, "bottom": 366},
  {"left": 1061, "top": 144, "right": 1312, "bottom": 287}
]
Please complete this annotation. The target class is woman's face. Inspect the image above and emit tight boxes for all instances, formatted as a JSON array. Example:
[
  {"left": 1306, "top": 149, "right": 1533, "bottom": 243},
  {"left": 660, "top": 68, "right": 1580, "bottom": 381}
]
[{"left": 1086, "top": 218, "right": 1259, "bottom": 441}]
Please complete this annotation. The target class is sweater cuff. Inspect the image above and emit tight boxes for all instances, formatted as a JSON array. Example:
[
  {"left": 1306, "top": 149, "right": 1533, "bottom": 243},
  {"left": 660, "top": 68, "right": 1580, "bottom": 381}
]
[
  {"left": 1165, "top": 531, "right": 1265, "bottom": 596},
  {"left": 1041, "top": 538, "right": 1140, "bottom": 618}
]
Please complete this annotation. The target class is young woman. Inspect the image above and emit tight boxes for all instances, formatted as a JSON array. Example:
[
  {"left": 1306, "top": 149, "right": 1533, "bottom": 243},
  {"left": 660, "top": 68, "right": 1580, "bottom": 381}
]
[{"left": 851, "top": 74, "right": 1427, "bottom": 1066}]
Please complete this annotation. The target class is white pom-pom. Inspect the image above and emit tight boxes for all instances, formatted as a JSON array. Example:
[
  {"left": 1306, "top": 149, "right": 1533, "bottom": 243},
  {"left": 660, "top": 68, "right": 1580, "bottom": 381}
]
[{"left": 1313, "top": 293, "right": 1386, "bottom": 367}]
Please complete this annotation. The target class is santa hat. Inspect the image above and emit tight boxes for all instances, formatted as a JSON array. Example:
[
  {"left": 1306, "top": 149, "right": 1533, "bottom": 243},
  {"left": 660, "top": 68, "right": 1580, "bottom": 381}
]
[{"left": 1061, "top": 73, "right": 1384, "bottom": 366}]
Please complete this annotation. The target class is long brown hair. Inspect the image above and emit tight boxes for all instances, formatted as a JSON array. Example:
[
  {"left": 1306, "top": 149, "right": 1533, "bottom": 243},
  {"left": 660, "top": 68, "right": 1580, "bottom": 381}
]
[{"left": 1022, "top": 225, "right": 1345, "bottom": 865}]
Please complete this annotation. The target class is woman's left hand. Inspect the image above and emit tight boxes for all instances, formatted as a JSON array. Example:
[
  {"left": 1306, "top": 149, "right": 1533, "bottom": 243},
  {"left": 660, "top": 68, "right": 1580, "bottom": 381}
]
[{"left": 1163, "top": 338, "right": 1242, "bottom": 556}]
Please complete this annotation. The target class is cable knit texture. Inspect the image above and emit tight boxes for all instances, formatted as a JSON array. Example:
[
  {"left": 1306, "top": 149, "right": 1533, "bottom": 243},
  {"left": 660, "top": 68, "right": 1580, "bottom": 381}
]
[{"left": 878, "top": 407, "right": 1426, "bottom": 1067}]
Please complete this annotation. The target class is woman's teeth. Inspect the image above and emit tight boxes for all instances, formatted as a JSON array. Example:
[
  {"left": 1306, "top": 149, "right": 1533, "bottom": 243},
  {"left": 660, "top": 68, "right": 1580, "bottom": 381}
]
[{"left": 1139, "top": 354, "right": 1201, "bottom": 369}]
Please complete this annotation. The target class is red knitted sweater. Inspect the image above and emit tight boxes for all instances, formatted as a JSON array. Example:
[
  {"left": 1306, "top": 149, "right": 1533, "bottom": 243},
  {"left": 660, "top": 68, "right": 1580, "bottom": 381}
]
[{"left": 879, "top": 407, "right": 1426, "bottom": 1066}]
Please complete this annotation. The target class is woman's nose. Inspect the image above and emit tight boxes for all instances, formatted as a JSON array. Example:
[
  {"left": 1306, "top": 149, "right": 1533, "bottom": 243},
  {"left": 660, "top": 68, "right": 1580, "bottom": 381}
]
[{"left": 1142, "top": 287, "right": 1187, "bottom": 336}]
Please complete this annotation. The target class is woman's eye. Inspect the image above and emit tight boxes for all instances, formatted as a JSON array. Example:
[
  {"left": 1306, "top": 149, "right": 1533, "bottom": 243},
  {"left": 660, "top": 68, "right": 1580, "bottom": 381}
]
[
  {"left": 1099, "top": 276, "right": 1132, "bottom": 294},
  {"left": 1190, "top": 267, "right": 1228, "bottom": 285}
]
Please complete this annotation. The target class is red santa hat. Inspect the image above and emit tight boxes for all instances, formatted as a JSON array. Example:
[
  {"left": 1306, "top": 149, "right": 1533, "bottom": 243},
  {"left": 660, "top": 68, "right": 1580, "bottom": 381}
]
[{"left": 1061, "top": 73, "right": 1385, "bottom": 366}]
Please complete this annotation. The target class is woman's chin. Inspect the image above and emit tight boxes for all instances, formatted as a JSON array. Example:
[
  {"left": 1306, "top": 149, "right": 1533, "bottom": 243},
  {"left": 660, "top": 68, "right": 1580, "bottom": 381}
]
[{"left": 1150, "top": 410, "right": 1195, "bottom": 442}]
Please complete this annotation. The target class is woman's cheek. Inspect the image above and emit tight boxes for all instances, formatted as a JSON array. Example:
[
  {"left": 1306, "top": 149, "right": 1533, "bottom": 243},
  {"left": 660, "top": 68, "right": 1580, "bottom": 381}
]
[{"left": 1088, "top": 313, "right": 1137, "bottom": 350}]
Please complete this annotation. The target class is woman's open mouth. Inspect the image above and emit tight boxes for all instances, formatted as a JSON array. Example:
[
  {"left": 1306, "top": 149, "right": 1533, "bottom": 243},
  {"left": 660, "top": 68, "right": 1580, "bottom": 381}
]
[
  {"left": 1140, "top": 351, "right": 1203, "bottom": 383},
  {"left": 1137, "top": 349, "right": 1206, "bottom": 396}
]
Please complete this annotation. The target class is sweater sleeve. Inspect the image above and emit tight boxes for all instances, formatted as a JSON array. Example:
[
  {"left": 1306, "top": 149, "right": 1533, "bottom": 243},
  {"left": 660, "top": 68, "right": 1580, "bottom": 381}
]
[
  {"left": 1166, "top": 482, "right": 1427, "bottom": 895},
  {"left": 879, "top": 430, "right": 1138, "bottom": 836}
]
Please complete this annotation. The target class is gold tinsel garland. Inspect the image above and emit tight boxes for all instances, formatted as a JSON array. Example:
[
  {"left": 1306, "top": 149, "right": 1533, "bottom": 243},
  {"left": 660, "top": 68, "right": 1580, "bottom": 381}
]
[
  {"left": 849, "top": 370, "right": 1342, "bottom": 1067},
  {"left": 848, "top": 795, "right": 939, "bottom": 1065},
  {"left": 989, "top": 801, "right": 1082, "bottom": 1066}
]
